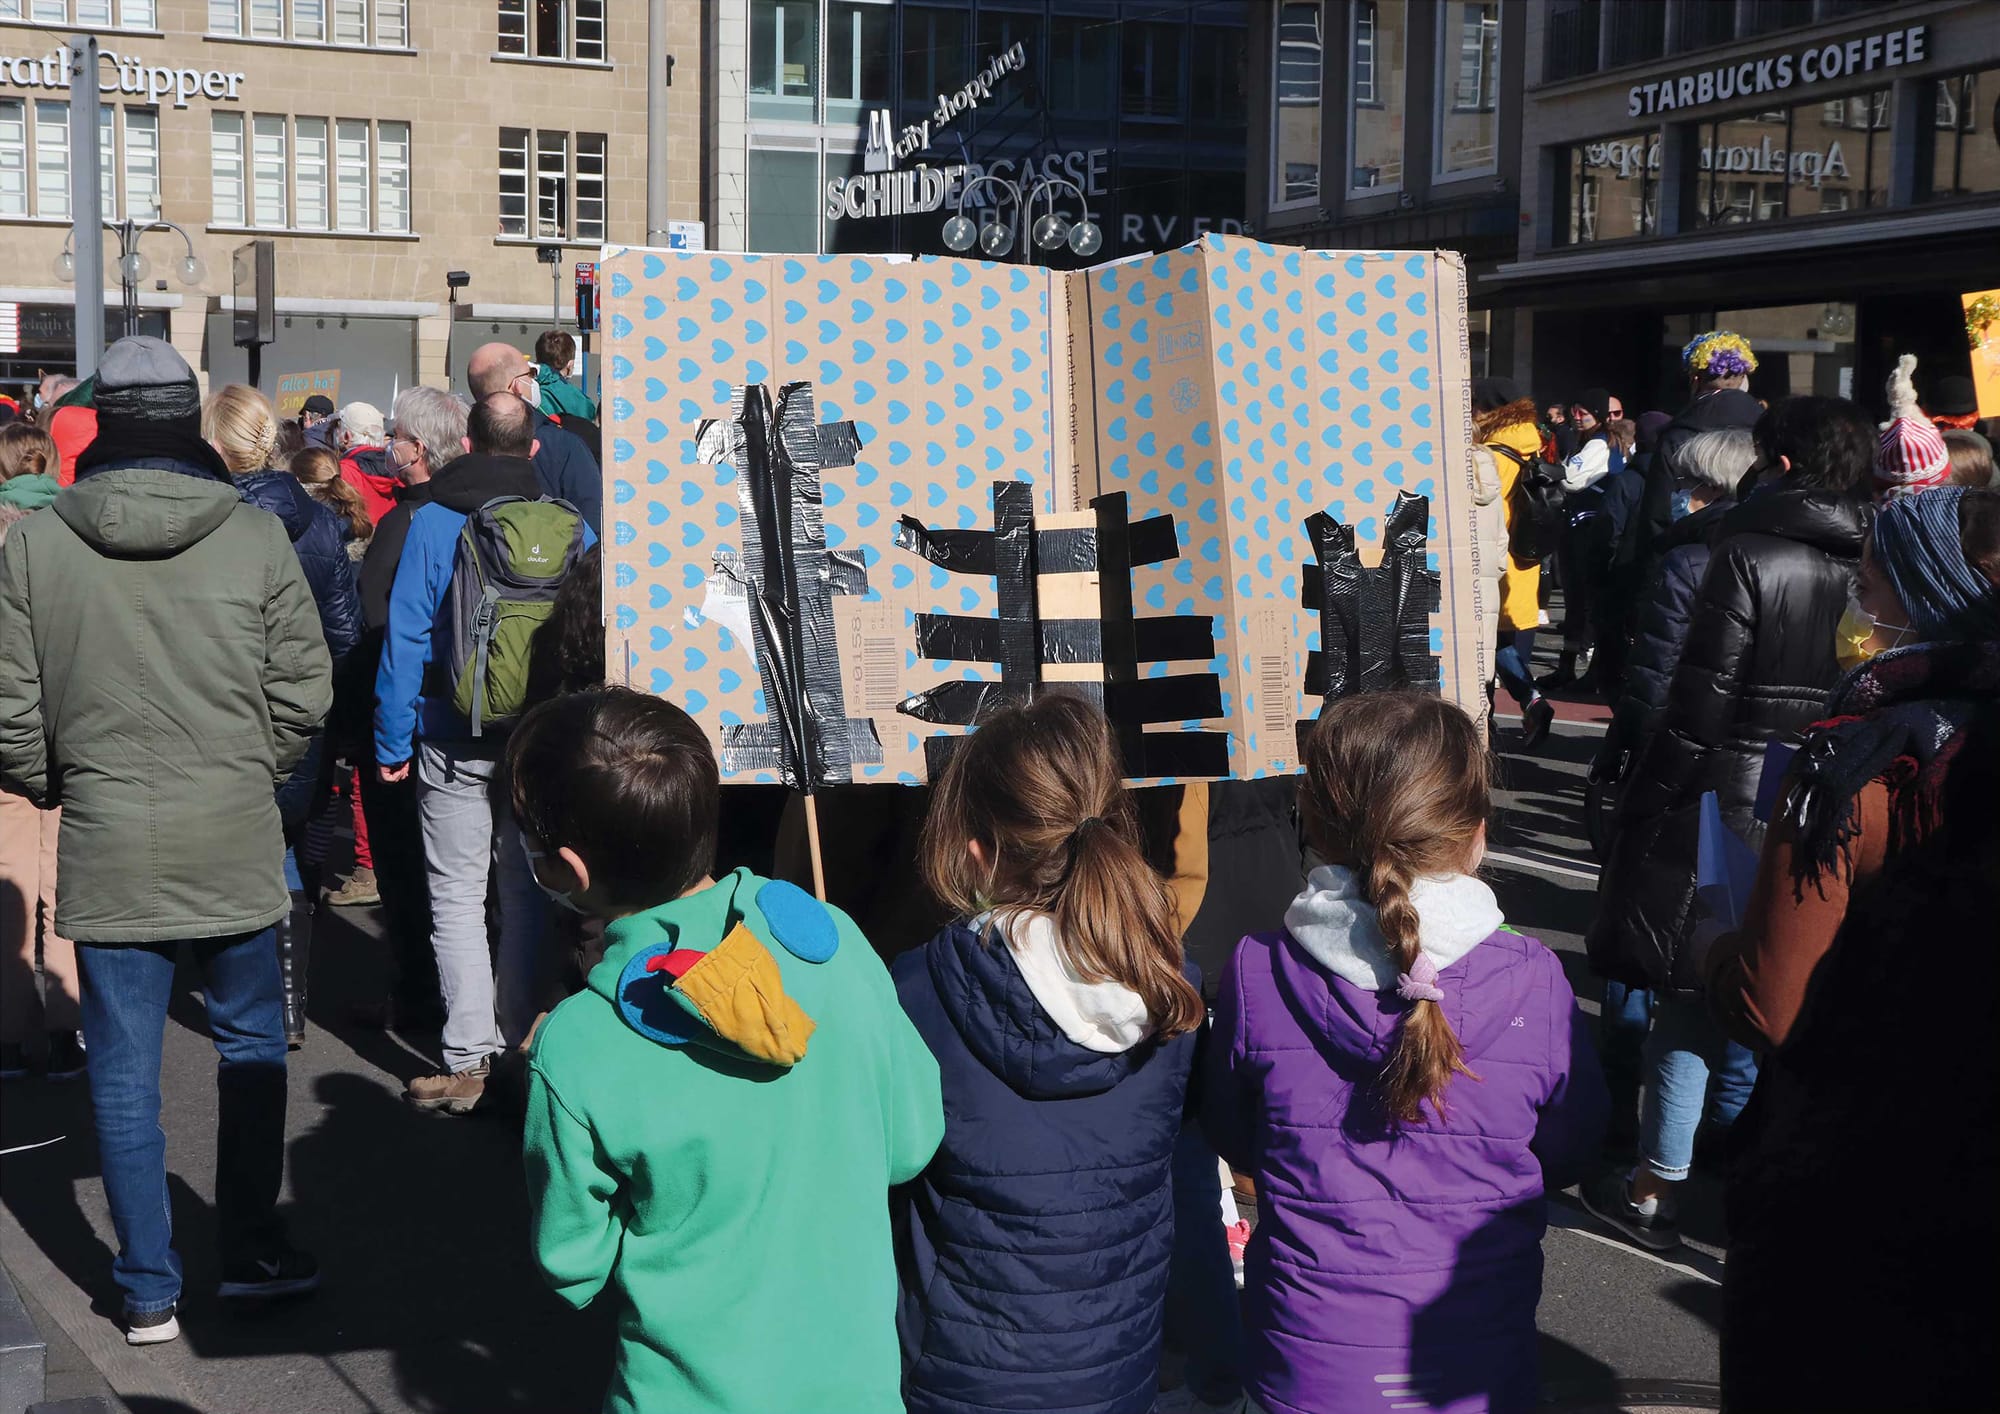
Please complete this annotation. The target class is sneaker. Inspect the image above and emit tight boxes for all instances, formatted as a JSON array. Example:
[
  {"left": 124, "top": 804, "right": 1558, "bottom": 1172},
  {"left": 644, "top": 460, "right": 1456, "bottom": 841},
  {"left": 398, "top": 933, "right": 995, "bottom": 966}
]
[
  {"left": 0, "top": 1043, "right": 28, "bottom": 1080},
  {"left": 1225, "top": 1219, "right": 1250, "bottom": 1289},
  {"left": 125, "top": 1303, "right": 180, "bottom": 1346},
  {"left": 1520, "top": 695, "right": 1556, "bottom": 750},
  {"left": 323, "top": 865, "right": 380, "bottom": 908},
  {"left": 219, "top": 1246, "right": 322, "bottom": 1300},
  {"left": 1536, "top": 608, "right": 1551, "bottom": 628},
  {"left": 46, "top": 1030, "right": 87, "bottom": 1081},
  {"left": 1580, "top": 1170, "right": 1682, "bottom": 1252},
  {"left": 405, "top": 1057, "right": 491, "bottom": 1115}
]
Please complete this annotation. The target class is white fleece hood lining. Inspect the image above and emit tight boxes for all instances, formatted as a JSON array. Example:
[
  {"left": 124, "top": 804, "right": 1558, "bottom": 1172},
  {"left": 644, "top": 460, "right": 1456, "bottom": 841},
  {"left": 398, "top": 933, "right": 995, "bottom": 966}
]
[
  {"left": 1282, "top": 864, "right": 1504, "bottom": 993},
  {"left": 982, "top": 910, "right": 1154, "bottom": 1054}
]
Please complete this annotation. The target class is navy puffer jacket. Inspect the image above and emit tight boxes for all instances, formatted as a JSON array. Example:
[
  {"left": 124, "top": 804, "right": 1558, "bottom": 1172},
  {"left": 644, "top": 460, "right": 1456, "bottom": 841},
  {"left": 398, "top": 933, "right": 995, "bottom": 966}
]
[
  {"left": 892, "top": 922, "right": 1197, "bottom": 1414},
  {"left": 238, "top": 470, "right": 361, "bottom": 666}
]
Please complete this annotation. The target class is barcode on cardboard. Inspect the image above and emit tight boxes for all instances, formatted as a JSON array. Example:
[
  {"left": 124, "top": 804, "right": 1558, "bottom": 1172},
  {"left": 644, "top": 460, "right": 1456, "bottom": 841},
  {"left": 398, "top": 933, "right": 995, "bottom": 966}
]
[
  {"left": 1259, "top": 651, "right": 1290, "bottom": 743},
  {"left": 860, "top": 634, "right": 901, "bottom": 712}
]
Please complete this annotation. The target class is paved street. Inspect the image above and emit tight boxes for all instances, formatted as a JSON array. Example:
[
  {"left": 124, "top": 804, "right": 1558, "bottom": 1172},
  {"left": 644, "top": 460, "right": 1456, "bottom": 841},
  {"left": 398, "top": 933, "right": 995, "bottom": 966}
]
[{"left": 2, "top": 669, "right": 1724, "bottom": 1414}]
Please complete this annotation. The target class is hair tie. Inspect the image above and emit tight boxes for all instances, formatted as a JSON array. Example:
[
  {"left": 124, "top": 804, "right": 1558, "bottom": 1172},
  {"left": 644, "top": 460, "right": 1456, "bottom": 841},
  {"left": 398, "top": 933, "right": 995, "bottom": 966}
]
[
  {"left": 1396, "top": 954, "right": 1445, "bottom": 1004},
  {"left": 1074, "top": 815, "right": 1106, "bottom": 837}
]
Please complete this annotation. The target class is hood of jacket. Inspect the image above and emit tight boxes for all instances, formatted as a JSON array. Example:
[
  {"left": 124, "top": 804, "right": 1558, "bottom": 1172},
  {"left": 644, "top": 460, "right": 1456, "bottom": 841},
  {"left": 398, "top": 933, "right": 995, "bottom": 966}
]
[
  {"left": 1475, "top": 398, "right": 1540, "bottom": 443},
  {"left": 1722, "top": 482, "right": 1870, "bottom": 559},
  {"left": 236, "top": 468, "right": 317, "bottom": 541},
  {"left": 427, "top": 452, "right": 543, "bottom": 514},
  {"left": 1671, "top": 387, "right": 1765, "bottom": 436},
  {"left": 346, "top": 445, "right": 396, "bottom": 483},
  {"left": 0, "top": 472, "right": 60, "bottom": 512},
  {"left": 53, "top": 463, "right": 244, "bottom": 557},
  {"left": 587, "top": 868, "right": 829, "bottom": 1070},
  {"left": 1280, "top": 864, "right": 1526, "bottom": 1058},
  {"left": 927, "top": 916, "right": 1172, "bottom": 1100}
]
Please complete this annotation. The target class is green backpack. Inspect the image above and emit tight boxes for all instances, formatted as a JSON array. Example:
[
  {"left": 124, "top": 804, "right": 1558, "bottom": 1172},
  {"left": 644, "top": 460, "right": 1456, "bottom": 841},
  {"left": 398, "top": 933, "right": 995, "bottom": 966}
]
[{"left": 432, "top": 495, "right": 586, "bottom": 736}]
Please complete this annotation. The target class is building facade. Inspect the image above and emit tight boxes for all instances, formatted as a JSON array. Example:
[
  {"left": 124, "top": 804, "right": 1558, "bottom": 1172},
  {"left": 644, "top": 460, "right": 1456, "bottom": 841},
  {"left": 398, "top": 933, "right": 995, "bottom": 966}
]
[
  {"left": 709, "top": 0, "right": 1251, "bottom": 264},
  {"left": 0, "top": 0, "right": 700, "bottom": 405}
]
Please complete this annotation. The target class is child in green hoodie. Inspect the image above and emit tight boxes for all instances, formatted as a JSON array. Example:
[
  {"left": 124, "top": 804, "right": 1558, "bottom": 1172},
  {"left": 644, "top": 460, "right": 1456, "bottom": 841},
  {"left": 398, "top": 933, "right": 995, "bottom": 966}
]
[{"left": 508, "top": 687, "right": 945, "bottom": 1414}]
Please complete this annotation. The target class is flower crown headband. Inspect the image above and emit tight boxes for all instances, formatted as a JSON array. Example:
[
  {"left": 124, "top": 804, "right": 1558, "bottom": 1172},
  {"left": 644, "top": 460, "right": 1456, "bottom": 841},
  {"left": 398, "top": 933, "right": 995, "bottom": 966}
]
[{"left": 1682, "top": 330, "right": 1758, "bottom": 380}]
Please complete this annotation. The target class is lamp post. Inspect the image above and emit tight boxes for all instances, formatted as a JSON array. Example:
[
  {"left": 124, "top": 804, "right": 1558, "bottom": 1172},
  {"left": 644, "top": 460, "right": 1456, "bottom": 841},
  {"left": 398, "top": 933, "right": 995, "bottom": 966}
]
[
  {"left": 53, "top": 218, "right": 206, "bottom": 343},
  {"left": 942, "top": 174, "right": 1102, "bottom": 264}
]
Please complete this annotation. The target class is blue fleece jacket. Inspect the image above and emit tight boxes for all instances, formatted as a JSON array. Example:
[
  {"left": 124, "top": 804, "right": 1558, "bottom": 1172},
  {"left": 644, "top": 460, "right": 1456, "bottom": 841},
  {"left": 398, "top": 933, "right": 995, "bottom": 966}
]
[{"left": 373, "top": 454, "right": 595, "bottom": 766}]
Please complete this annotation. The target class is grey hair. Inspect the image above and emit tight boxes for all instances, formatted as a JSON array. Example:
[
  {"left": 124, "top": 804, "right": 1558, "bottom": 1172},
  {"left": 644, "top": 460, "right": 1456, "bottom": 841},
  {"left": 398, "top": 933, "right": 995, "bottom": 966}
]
[
  {"left": 1680, "top": 427, "right": 1756, "bottom": 496},
  {"left": 392, "top": 386, "right": 467, "bottom": 473}
]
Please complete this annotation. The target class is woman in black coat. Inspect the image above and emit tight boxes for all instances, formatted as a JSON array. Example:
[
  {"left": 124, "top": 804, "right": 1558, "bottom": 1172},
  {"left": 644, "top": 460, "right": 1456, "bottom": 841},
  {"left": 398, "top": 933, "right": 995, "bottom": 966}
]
[{"left": 1581, "top": 397, "right": 1874, "bottom": 1251}]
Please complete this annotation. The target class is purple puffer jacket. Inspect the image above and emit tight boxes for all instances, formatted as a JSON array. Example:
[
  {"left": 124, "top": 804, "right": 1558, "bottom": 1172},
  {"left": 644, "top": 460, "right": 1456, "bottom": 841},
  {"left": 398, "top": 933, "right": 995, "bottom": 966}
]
[{"left": 1204, "top": 908, "right": 1605, "bottom": 1414}]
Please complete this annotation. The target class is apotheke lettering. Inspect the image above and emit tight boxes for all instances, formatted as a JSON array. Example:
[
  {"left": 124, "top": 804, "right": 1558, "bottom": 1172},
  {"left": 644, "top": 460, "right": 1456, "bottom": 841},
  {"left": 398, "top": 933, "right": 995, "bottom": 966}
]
[
  {"left": 1627, "top": 23, "right": 1926, "bottom": 118},
  {"left": 0, "top": 49, "right": 246, "bottom": 108}
]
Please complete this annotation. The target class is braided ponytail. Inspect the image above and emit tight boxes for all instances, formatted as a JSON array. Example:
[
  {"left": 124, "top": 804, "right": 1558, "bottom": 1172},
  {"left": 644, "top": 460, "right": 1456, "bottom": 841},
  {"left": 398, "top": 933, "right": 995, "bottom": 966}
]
[{"left": 1301, "top": 693, "right": 1490, "bottom": 1126}]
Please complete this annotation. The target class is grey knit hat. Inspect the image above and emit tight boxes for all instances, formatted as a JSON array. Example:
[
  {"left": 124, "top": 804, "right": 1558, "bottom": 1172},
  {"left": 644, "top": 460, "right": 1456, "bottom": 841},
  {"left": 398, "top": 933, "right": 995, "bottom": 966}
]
[{"left": 94, "top": 336, "right": 200, "bottom": 422}]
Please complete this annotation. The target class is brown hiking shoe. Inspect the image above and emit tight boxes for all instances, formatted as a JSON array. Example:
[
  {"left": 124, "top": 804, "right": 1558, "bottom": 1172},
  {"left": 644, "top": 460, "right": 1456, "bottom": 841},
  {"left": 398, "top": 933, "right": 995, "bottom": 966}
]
[
  {"left": 324, "top": 865, "right": 381, "bottom": 907},
  {"left": 405, "top": 1057, "right": 491, "bottom": 1115}
]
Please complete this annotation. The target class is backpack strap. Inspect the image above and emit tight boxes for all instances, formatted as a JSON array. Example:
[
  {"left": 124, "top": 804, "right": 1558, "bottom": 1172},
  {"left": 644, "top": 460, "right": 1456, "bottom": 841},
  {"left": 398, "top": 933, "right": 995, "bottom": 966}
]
[{"left": 1486, "top": 443, "right": 1531, "bottom": 470}]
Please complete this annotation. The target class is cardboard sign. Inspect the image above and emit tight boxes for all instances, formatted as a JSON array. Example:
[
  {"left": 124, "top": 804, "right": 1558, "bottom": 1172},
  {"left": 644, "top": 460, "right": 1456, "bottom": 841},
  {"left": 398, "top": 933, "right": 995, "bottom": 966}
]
[
  {"left": 274, "top": 368, "right": 340, "bottom": 419},
  {"left": 600, "top": 235, "right": 1490, "bottom": 785},
  {"left": 1964, "top": 289, "right": 2000, "bottom": 417}
]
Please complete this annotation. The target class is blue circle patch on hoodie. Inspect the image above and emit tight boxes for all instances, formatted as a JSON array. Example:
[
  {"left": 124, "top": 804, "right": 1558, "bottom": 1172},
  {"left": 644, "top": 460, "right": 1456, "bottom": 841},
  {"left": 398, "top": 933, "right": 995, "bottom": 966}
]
[
  {"left": 757, "top": 880, "right": 838, "bottom": 963},
  {"left": 616, "top": 943, "right": 707, "bottom": 1047}
]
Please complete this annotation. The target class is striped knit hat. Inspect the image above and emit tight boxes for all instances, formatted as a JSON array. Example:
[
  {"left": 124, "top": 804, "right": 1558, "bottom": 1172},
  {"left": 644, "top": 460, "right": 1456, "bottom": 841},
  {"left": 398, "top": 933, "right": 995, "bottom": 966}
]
[{"left": 1876, "top": 354, "right": 1950, "bottom": 503}]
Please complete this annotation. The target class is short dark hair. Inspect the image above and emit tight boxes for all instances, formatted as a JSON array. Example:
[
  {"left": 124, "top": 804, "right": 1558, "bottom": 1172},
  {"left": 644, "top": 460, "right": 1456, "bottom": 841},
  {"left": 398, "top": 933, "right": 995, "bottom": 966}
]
[
  {"left": 469, "top": 391, "right": 535, "bottom": 457},
  {"left": 508, "top": 687, "right": 719, "bottom": 911},
  {"left": 1752, "top": 396, "right": 1874, "bottom": 494},
  {"left": 535, "top": 330, "right": 576, "bottom": 369}
]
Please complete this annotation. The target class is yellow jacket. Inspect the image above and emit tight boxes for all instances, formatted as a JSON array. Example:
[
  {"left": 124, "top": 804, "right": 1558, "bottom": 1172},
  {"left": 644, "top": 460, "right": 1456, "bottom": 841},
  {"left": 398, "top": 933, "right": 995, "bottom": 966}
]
[{"left": 1478, "top": 401, "right": 1546, "bottom": 632}]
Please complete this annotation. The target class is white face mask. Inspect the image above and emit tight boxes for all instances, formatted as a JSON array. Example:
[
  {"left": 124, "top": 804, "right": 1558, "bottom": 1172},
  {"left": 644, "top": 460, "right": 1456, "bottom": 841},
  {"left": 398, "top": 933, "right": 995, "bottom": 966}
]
[{"left": 519, "top": 836, "right": 586, "bottom": 915}]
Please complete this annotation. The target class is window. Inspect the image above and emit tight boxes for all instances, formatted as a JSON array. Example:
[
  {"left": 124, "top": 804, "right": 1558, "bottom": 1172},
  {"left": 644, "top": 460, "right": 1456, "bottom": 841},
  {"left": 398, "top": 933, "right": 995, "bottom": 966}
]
[
  {"left": 1603, "top": 0, "right": 1665, "bottom": 67},
  {"left": 1122, "top": 21, "right": 1185, "bottom": 120},
  {"left": 123, "top": 106, "right": 158, "bottom": 221},
  {"left": 4, "top": 0, "right": 155, "bottom": 25},
  {"left": 1925, "top": 67, "right": 1999, "bottom": 201},
  {"left": 1543, "top": 0, "right": 1599, "bottom": 83},
  {"left": 826, "top": 1, "right": 891, "bottom": 125},
  {"left": 209, "top": 0, "right": 404, "bottom": 44},
  {"left": 1697, "top": 88, "right": 1892, "bottom": 225},
  {"left": 0, "top": 102, "right": 24, "bottom": 217},
  {"left": 1046, "top": 13, "right": 1110, "bottom": 117},
  {"left": 748, "top": 145, "right": 818, "bottom": 253},
  {"left": 1561, "top": 130, "right": 1661, "bottom": 245},
  {"left": 497, "top": 126, "right": 606, "bottom": 240},
  {"left": 1437, "top": 2, "right": 1498, "bottom": 178},
  {"left": 498, "top": 0, "right": 600, "bottom": 60},
  {"left": 750, "top": 0, "right": 816, "bottom": 121},
  {"left": 1190, "top": 23, "right": 1248, "bottom": 126},
  {"left": 1350, "top": 0, "right": 1405, "bottom": 193},
  {"left": 1271, "top": 2, "right": 1321, "bottom": 208},
  {"left": 34, "top": 101, "right": 67, "bottom": 220},
  {"left": 1671, "top": 0, "right": 1734, "bottom": 54},
  {"left": 0, "top": 101, "right": 154, "bottom": 220},
  {"left": 211, "top": 112, "right": 412, "bottom": 231}
]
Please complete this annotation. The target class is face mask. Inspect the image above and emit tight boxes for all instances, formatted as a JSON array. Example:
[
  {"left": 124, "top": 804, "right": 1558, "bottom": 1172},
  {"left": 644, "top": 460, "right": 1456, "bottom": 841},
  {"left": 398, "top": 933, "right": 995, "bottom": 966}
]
[
  {"left": 1669, "top": 488, "right": 1693, "bottom": 521},
  {"left": 1834, "top": 595, "right": 1917, "bottom": 672},
  {"left": 519, "top": 836, "right": 587, "bottom": 915}
]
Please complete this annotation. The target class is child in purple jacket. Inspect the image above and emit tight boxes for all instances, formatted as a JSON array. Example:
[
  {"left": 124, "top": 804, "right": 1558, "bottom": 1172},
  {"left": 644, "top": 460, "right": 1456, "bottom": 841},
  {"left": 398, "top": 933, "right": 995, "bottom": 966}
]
[{"left": 1203, "top": 694, "right": 1606, "bottom": 1414}]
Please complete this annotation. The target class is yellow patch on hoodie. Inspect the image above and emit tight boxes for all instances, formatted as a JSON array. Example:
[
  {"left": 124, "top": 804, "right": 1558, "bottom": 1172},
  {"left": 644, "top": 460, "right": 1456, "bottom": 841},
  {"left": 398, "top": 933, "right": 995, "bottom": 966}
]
[{"left": 673, "top": 924, "right": 817, "bottom": 1066}]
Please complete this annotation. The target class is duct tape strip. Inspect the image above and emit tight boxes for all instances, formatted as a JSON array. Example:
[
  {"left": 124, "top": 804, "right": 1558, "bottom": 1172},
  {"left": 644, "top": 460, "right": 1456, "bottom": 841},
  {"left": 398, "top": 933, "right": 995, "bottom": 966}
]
[
  {"left": 898, "top": 519, "right": 1179, "bottom": 577},
  {"left": 894, "top": 519, "right": 994, "bottom": 574},
  {"left": 1104, "top": 672, "right": 1226, "bottom": 726},
  {"left": 992, "top": 481, "right": 1039, "bottom": 690},
  {"left": 1299, "top": 490, "right": 1441, "bottom": 701},
  {"left": 720, "top": 718, "right": 883, "bottom": 775},
  {"left": 1127, "top": 730, "right": 1232, "bottom": 779},
  {"left": 1092, "top": 490, "right": 1143, "bottom": 767},
  {"left": 921, "top": 732, "right": 967, "bottom": 781},
  {"left": 895, "top": 679, "right": 1026, "bottom": 727},
  {"left": 913, "top": 614, "right": 1219, "bottom": 666}
]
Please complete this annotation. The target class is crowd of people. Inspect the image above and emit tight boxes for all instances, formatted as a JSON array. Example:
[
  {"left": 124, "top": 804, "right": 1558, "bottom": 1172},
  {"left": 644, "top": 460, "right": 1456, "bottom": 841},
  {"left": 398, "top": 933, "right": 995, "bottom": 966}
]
[{"left": 0, "top": 323, "right": 1995, "bottom": 1414}]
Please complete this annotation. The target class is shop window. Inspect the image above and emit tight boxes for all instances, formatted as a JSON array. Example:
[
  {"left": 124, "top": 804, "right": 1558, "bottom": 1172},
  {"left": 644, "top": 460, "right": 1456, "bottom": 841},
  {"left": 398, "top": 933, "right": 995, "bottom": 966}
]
[
  {"left": 748, "top": 146, "right": 818, "bottom": 253},
  {"left": 750, "top": 0, "right": 817, "bottom": 122},
  {"left": 1925, "top": 67, "right": 2000, "bottom": 202},
  {"left": 498, "top": 0, "right": 603, "bottom": 61},
  {"left": 1695, "top": 87, "right": 1892, "bottom": 226},
  {"left": 1560, "top": 130, "right": 1661, "bottom": 244},
  {"left": 210, "top": 0, "right": 406, "bottom": 45},
  {"left": 1350, "top": 0, "right": 1405, "bottom": 194},
  {"left": 1122, "top": 21, "right": 1186, "bottom": 121},
  {"left": 1270, "top": 1, "right": 1320, "bottom": 209},
  {"left": 1190, "top": 24, "right": 1248, "bottom": 127},
  {"left": 1047, "top": 14, "right": 1112, "bottom": 118},
  {"left": 1543, "top": 0, "right": 1598, "bottom": 84},
  {"left": 2, "top": 0, "right": 154, "bottom": 25},
  {"left": 497, "top": 125, "right": 605, "bottom": 241},
  {"left": 826, "top": 1, "right": 892, "bottom": 126},
  {"left": 1436, "top": 1, "right": 1498, "bottom": 179},
  {"left": 0, "top": 100, "right": 157, "bottom": 222}
]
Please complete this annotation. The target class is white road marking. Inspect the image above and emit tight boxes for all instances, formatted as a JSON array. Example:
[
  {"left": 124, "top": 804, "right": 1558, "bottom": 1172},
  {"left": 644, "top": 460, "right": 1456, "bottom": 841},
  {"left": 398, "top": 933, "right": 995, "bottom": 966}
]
[
  {"left": 1486, "top": 847, "right": 1602, "bottom": 883},
  {"left": 1548, "top": 1206, "right": 1724, "bottom": 1286},
  {"left": 1491, "top": 711, "right": 1610, "bottom": 736}
]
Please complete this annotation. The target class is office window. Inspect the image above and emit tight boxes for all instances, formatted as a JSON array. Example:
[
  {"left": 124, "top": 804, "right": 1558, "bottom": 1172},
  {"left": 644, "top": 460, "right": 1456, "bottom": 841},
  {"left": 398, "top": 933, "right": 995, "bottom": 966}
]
[
  {"left": 98, "top": 107, "right": 114, "bottom": 218},
  {"left": 249, "top": 0, "right": 282, "bottom": 36},
  {"left": 1046, "top": 14, "right": 1111, "bottom": 117},
  {"left": 78, "top": 0, "right": 111, "bottom": 23},
  {"left": 34, "top": 100, "right": 67, "bottom": 221},
  {"left": 294, "top": 0, "right": 323, "bottom": 40},
  {"left": 7, "top": 0, "right": 154, "bottom": 22},
  {"left": 0, "top": 101, "right": 152, "bottom": 219},
  {"left": 295, "top": 114, "right": 328, "bottom": 229},
  {"left": 750, "top": 0, "right": 816, "bottom": 121},
  {"left": 1925, "top": 67, "right": 1999, "bottom": 201},
  {"left": 331, "top": 0, "right": 364, "bottom": 43},
  {"left": 377, "top": 119, "right": 410, "bottom": 232},
  {"left": 1350, "top": 0, "right": 1406, "bottom": 193},
  {"left": 1561, "top": 131, "right": 1661, "bottom": 244},
  {"left": 573, "top": 0, "right": 602, "bottom": 60},
  {"left": 496, "top": 0, "right": 603, "bottom": 57},
  {"left": 1190, "top": 24, "right": 1248, "bottom": 126},
  {"left": 1604, "top": 0, "right": 1665, "bottom": 67},
  {"left": 211, "top": 112, "right": 246, "bottom": 225},
  {"left": 121, "top": 0, "right": 154, "bottom": 23},
  {"left": 376, "top": 0, "right": 406, "bottom": 47},
  {"left": 209, "top": 0, "right": 401, "bottom": 44},
  {"left": 209, "top": 0, "right": 240, "bottom": 34},
  {"left": 827, "top": 1, "right": 892, "bottom": 125},
  {"left": 0, "top": 101, "right": 25, "bottom": 217},
  {"left": 1122, "top": 21, "right": 1185, "bottom": 120},
  {"left": 498, "top": 126, "right": 604, "bottom": 240},
  {"left": 1437, "top": 1, "right": 1498, "bottom": 177},
  {"left": 748, "top": 146, "right": 818, "bottom": 252},
  {"left": 335, "top": 118, "right": 369, "bottom": 229},
  {"left": 123, "top": 106, "right": 158, "bottom": 221},
  {"left": 252, "top": 113, "right": 288, "bottom": 226},
  {"left": 1543, "top": 0, "right": 1599, "bottom": 83},
  {"left": 1271, "top": 2, "right": 1321, "bottom": 208}
]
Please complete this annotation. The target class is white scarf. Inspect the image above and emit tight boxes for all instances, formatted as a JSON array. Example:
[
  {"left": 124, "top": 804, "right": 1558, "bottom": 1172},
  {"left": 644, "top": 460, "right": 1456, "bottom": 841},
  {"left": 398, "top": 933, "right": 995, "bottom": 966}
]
[{"left": 1282, "top": 864, "right": 1504, "bottom": 992}]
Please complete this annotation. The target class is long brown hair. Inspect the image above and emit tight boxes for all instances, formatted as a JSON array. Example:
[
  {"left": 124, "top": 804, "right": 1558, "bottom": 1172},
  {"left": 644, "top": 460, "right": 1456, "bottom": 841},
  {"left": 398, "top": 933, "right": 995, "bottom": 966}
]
[
  {"left": 290, "top": 445, "right": 372, "bottom": 541},
  {"left": 0, "top": 423, "right": 58, "bottom": 480},
  {"left": 921, "top": 694, "right": 1205, "bottom": 1040},
  {"left": 1300, "top": 693, "right": 1490, "bottom": 1125}
]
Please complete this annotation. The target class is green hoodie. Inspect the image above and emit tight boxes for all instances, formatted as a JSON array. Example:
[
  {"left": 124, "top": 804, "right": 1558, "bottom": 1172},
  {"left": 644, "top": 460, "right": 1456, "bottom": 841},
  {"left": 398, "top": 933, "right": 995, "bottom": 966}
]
[
  {"left": 535, "top": 362, "right": 599, "bottom": 422},
  {"left": 524, "top": 868, "right": 945, "bottom": 1414}
]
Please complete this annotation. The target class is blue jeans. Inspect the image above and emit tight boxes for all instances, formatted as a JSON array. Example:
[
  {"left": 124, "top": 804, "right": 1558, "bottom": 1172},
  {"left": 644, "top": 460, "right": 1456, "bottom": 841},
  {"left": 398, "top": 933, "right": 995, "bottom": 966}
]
[
  {"left": 1638, "top": 994, "right": 1759, "bottom": 1183},
  {"left": 1496, "top": 629, "right": 1538, "bottom": 708},
  {"left": 1600, "top": 979, "right": 1651, "bottom": 1140},
  {"left": 1165, "top": 1122, "right": 1244, "bottom": 1403},
  {"left": 76, "top": 931, "right": 290, "bottom": 1317}
]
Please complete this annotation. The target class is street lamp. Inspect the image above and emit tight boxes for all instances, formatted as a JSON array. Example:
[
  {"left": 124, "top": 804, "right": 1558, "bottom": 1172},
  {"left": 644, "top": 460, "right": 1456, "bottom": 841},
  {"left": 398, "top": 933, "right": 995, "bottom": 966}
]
[
  {"left": 54, "top": 217, "right": 205, "bottom": 337},
  {"left": 941, "top": 173, "right": 1102, "bottom": 265}
]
